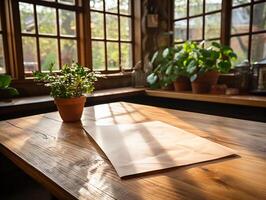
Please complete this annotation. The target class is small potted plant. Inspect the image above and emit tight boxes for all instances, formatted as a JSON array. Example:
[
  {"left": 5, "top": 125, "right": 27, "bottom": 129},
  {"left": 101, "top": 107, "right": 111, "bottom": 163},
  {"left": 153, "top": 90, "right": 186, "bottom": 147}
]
[
  {"left": 147, "top": 45, "right": 190, "bottom": 91},
  {"left": 187, "top": 41, "right": 237, "bottom": 93},
  {"left": 33, "top": 62, "right": 97, "bottom": 122},
  {"left": 0, "top": 74, "right": 19, "bottom": 100}
]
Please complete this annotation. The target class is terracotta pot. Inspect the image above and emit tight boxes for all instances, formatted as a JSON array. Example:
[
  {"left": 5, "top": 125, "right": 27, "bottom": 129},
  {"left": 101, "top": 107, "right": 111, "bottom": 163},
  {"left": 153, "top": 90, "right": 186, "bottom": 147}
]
[
  {"left": 191, "top": 71, "right": 220, "bottom": 94},
  {"left": 54, "top": 96, "right": 86, "bottom": 122},
  {"left": 173, "top": 76, "right": 191, "bottom": 92}
]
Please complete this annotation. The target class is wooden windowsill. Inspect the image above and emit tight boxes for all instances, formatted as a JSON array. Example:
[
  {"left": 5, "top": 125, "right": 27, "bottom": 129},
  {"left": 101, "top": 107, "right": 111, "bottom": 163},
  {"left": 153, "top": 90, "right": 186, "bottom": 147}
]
[
  {"left": 0, "top": 87, "right": 145, "bottom": 108},
  {"left": 145, "top": 89, "right": 266, "bottom": 108}
]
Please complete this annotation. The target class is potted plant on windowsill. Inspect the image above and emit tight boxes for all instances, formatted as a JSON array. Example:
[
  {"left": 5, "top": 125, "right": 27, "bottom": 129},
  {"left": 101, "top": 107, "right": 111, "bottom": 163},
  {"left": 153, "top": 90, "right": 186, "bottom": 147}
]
[
  {"left": 0, "top": 75, "right": 19, "bottom": 100},
  {"left": 147, "top": 45, "right": 191, "bottom": 91},
  {"left": 187, "top": 41, "right": 237, "bottom": 93},
  {"left": 33, "top": 62, "right": 97, "bottom": 122}
]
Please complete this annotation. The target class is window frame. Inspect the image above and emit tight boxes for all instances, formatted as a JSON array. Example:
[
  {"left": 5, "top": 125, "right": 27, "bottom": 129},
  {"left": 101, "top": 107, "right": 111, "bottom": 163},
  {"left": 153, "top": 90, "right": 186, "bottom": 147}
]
[
  {"left": 173, "top": 0, "right": 223, "bottom": 45},
  {"left": 15, "top": 0, "right": 81, "bottom": 77},
  {"left": 229, "top": 0, "right": 266, "bottom": 63},
  {"left": 0, "top": 0, "right": 10, "bottom": 75},
  {"left": 89, "top": 0, "right": 134, "bottom": 73}
]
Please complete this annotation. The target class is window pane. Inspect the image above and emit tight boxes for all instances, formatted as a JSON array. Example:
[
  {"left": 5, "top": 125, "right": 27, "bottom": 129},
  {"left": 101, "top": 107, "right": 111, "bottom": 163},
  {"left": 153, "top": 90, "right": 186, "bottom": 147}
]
[
  {"left": 22, "top": 36, "right": 38, "bottom": 73},
  {"left": 120, "top": 16, "right": 131, "bottom": 41},
  {"left": 91, "top": 12, "right": 104, "bottom": 39},
  {"left": 230, "top": 35, "right": 249, "bottom": 65},
  {"left": 0, "top": 35, "right": 6, "bottom": 74},
  {"left": 39, "top": 38, "right": 59, "bottom": 71},
  {"left": 90, "top": 0, "right": 103, "bottom": 10},
  {"left": 189, "top": 0, "right": 203, "bottom": 16},
  {"left": 106, "top": 14, "right": 118, "bottom": 40},
  {"left": 58, "top": 0, "right": 75, "bottom": 5},
  {"left": 189, "top": 17, "right": 202, "bottom": 40},
  {"left": 121, "top": 43, "right": 132, "bottom": 69},
  {"left": 59, "top": 9, "right": 76, "bottom": 36},
  {"left": 251, "top": 34, "right": 266, "bottom": 63},
  {"left": 105, "top": 0, "right": 118, "bottom": 13},
  {"left": 174, "top": 20, "right": 187, "bottom": 42},
  {"left": 205, "top": 13, "right": 221, "bottom": 39},
  {"left": 120, "top": 0, "right": 131, "bottom": 15},
  {"left": 61, "top": 39, "right": 77, "bottom": 65},
  {"left": 0, "top": 15, "right": 1, "bottom": 30},
  {"left": 107, "top": 42, "right": 119, "bottom": 70},
  {"left": 231, "top": 6, "right": 250, "bottom": 34},
  {"left": 232, "top": 0, "right": 250, "bottom": 7},
  {"left": 37, "top": 6, "right": 57, "bottom": 35},
  {"left": 19, "top": 3, "right": 35, "bottom": 33},
  {"left": 252, "top": 2, "right": 266, "bottom": 32},
  {"left": 174, "top": 0, "right": 187, "bottom": 19},
  {"left": 206, "top": 0, "right": 222, "bottom": 12},
  {"left": 92, "top": 41, "right": 105, "bottom": 70}
]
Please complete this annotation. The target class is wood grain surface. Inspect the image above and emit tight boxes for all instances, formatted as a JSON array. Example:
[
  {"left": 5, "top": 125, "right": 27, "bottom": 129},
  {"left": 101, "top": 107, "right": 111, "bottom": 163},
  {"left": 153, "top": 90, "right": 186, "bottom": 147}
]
[
  {"left": 0, "top": 102, "right": 265, "bottom": 200},
  {"left": 146, "top": 89, "right": 266, "bottom": 108}
]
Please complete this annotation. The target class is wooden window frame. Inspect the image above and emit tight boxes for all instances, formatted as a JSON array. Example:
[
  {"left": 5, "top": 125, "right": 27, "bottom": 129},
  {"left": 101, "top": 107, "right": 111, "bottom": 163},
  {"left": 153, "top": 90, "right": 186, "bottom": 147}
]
[
  {"left": 229, "top": 0, "right": 266, "bottom": 62},
  {"left": 173, "top": 0, "right": 223, "bottom": 45},
  {"left": 89, "top": 0, "right": 134, "bottom": 73},
  {"left": 14, "top": 0, "right": 81, "bottom": 78}
]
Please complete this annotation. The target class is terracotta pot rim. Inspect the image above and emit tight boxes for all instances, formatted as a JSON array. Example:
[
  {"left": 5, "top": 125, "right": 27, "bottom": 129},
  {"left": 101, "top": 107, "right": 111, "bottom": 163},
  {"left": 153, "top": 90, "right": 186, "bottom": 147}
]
[{"left": 54, "top": 95, "right": 86, "bottom": 105}]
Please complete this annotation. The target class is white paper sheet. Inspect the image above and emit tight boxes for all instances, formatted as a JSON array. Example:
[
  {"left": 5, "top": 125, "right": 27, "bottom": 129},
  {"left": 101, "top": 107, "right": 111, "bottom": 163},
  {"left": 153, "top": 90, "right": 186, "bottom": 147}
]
[{"left": 83, "top": 121, "right": 235, "bottom": 177}]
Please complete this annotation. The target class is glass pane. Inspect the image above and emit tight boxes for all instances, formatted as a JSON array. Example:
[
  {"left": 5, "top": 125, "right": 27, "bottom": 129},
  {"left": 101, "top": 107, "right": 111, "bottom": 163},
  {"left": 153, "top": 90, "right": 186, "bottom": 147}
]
[
  {"left": 58, "top": 0, "right": 75, "bottom": 5},
  {"left": 107, "top": 42, "right": 119, "bottom": 70},
  {"left": 230, "top": 35, "right": 249, "bottom": 65},
  {"left": 174, "top": 0, "right": 187, "bottom": 19},
  {"left": 61, "top": 39, "right": 77, "bottom": 65},
  {"left": 252, "top": 2, "right": 266, "bottom": 32},
  {"left": 189, "top": 17, "right": 202, "bottom": 40},
  {"left": 91, "top": 12, "right": 104, "bottom": 39},
  {"left": 121, "top": 43, "right": 132, "bottom": 69},
  {"left": 189, "top": 0, "right": 203, "bottom": 16},
  {"left": 206, "top": 0, "right": 222, "bottom": 12},
  {"left": 22, "top": 36, "right": 38, "bottom": 73},
  {"left": 0, "top": 14, "right": 1, "bottom": 31},
  {"left": 106, "top": 0, "right": 118, "bottom": 13},
  {"left": 92, "top": 41, "right": 105, "bottom": 70},
  {"left": 39, "top": 38, "right": 59, "bottom": 71},
  {"left": 37, "top": 6, "right": 57, "bottom": 35},
  {"left": 90, "top": 0, "right": 103, "bottom": 10},
  {"left": 106, "top": 14, "right": 118, "bottom": 40},
  {"left": 0, "top": 35, "right": 6, "bottom": 74},
  {"left": 120, "top": 0, "right": 131, "bottom": 15},
  {"left": 251, "top": 33, "right": 266, "bottom": 63},
  {"left": 120, "top": 16, "right": 131, "bottom": 41},
  {"left": 231, "top": 6, "right": 250, "bottom": 34},
  {"left": 59, "top": 9, "right": 76, "bottom": 36},
  {"left": 174, "top": 20, "right": 187, "bottom": 42},
  {"left": 232, "top": 0, "right": 250, "bottom": 7},
  {"left": 19, "top": 2, "right": 35, "bottom": 33},
  {"left": 205, "top": 13, "right": 221, "bottom": 39}
]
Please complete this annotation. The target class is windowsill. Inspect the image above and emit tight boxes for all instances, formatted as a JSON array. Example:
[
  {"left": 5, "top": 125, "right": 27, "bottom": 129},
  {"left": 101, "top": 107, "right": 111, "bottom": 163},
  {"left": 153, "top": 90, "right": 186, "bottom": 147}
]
[{"left": 0, "top": 87, "right": 145, "bottom": 120}]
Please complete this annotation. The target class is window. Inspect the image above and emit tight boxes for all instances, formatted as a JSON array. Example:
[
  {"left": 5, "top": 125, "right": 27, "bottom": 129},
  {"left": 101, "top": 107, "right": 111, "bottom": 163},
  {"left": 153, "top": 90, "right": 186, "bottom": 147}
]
[
  {"left": 89, "top": 0, "right": 133, "bottom": 72},
  {"left": 0, "top": 3, "right": 6, "bottom": 74},
  {"left": 230, "top": 0, "right": 266, "bottom": 64},
  {"left": 18, "top": 0, "right": 78, "bottom": 74},
  {"left": 173, "top": 0, "right": 222, "bottom": 46}
]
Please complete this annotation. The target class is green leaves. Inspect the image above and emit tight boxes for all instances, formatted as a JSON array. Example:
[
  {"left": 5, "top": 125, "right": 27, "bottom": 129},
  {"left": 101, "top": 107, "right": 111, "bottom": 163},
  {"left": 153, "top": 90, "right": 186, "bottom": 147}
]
[
  {"left": 147, "top": 73, "right": 158, "bottom": 85},
  {"left": 147, "top": 41, "right": 237, "bottom": 88},
  {"left": 33, "top": 62, "right": 97, "bottom": 98},
  {"left": 0, "top": 75, "right": 11, "bottom": 89},
  {"left": 0, "top": 75, "right": 19, "bottom": 97}
]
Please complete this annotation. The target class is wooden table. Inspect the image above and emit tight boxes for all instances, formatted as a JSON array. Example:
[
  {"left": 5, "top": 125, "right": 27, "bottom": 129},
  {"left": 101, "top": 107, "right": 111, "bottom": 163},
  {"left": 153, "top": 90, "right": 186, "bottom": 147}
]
[{"left": 0, "top": 102, "right": 265, "bottom": 200}]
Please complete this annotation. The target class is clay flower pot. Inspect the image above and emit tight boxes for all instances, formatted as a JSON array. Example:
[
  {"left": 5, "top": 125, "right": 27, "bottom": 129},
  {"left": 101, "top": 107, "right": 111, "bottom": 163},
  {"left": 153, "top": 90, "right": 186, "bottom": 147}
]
[
  {"left": 173, "top": 76, "right": 191, "bottom": 92},
  {"left": 191, "top": 71, "right": 220, "bottom": 94},
  {"left": 54, "top": 96, "right": 86, "bottom": 122}
]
